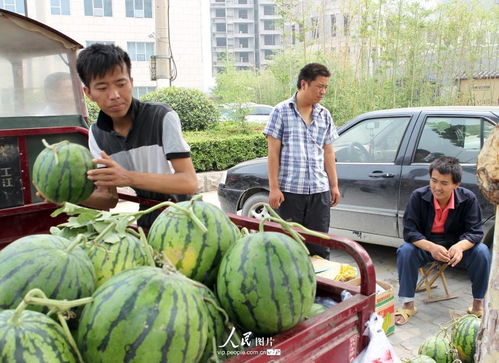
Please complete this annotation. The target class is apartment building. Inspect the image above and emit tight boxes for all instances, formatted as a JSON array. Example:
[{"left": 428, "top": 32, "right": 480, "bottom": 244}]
[
  {"left": 210, "top": 0, "right": 283, "bottom": 73},
  {"left": 0, "top": 0, "right": 212, "bottom": 93}
]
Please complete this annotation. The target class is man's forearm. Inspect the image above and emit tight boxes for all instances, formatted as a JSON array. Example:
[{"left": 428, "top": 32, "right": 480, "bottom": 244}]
[
  {"left": 412, "top": 239, "right": 437, "bottom": 252},
  {"left": 127, "top": 171, "right": 198, "bottom": 195},
  {"left": 82, "top": 186, "right": 118, "bottom": 210}
]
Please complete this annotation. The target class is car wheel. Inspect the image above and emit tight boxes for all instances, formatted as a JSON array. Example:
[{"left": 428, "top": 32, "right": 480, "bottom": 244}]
[{"left": 241, "top": 193, "right": 270, "bottom": 220}]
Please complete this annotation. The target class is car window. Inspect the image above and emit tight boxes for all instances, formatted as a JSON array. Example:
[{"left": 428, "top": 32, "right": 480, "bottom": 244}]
[
  {"left": 413, "top": 117, "right": 494, "bottom": 164},
  {"left": 334, "top": 117, "right": 411, "bottom": 163}
]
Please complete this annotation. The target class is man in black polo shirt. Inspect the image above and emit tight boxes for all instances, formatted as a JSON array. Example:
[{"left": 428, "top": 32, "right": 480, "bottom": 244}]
[{"left": 77, "top": 44, "right": 197, "bottom": 228}]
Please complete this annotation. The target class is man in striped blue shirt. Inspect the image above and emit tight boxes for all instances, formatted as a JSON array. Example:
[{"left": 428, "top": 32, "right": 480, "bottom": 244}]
[{"left": 264, "top": 63, "right": 340, "bottom": 258}]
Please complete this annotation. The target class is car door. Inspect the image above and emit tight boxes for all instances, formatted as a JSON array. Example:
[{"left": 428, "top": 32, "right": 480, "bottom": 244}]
[
  {"left": 398, "top": 111, "right": 497, "bottom": 238},
  {"left": 331, "top": 114, "right": 414, "bottom": 240}
]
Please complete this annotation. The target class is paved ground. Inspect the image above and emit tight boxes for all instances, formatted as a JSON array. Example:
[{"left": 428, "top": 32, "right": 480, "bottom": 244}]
[{"left": 113, "top": 190, "right": 474, "bottom": 360}]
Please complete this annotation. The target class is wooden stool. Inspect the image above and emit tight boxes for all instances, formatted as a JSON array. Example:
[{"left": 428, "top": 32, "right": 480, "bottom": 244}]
[{"left": 416, "top": 261, "right": 458, "bottom": 303}]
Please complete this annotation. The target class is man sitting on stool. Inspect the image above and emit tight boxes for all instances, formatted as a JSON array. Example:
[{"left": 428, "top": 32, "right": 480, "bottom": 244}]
[{"left": 395, "top": 157, "right": 490, "bottom": 325}]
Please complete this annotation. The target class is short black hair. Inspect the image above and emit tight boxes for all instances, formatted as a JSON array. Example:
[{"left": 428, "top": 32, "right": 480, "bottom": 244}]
[
  {"left": 429, "top": 156, "right": 462, "bottom": 184},
  {"left": 76, "top": 44, "right": 131, "bottom": 88},
  {"left": 297, "top": 63, "right": 331, "bottom": 89}
]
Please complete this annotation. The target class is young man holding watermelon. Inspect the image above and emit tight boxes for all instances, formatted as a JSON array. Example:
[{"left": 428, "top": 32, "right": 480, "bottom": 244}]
[
  {"left": 76, "top": 44, "right": 198, "bottom": 228},
  {"left": 395, "top": 157, "right": 491, "bottom": 325},
  {"left": 264, "top": 63, "right": 341, "bottom": 259}
]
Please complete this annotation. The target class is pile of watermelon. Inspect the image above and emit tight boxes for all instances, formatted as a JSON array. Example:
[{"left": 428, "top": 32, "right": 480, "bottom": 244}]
[
  {"left": 0, "top": 140, "right": 327, "bottom": 362},
  {"left": 407, "top": 313, "right": 482, "bottom": 363}
]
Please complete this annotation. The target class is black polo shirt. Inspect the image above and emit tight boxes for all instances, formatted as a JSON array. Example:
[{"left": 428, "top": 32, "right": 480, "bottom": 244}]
[{"left": 89, "top": 98, "right": 191, "bottom": 227}]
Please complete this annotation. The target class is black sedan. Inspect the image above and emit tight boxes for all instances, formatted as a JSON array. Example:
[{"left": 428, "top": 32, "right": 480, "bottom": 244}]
[{"left": 218, "top": 106, "right": 498, "bottom": 248}]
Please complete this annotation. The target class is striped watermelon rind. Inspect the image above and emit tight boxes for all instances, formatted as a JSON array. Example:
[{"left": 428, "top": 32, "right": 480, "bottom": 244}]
[
  {"left": 0, "top": 309, "right": 78, "bottom": 362},
  {"left": 32, "top": 140, "right": 95, "bottom": 204},
  {"left": 451, "top": 314, "right": 481, "bottom": 363},
  {"left": 77, "top": 266, "right": 209, "bottom": 363},
  {"left": 408, "top": 355, "right": 437, "bottom": 363},
  {"left": 216, "top": 231, "right": 316, "bottom": 336},
  {"left": 418, "top": 335, "right": 454, "bottom": 363},
  {"left": 0, "top": 234, "right": 96, "bottom": 312},
  {"left": 83, "top": 232, "right": 152, "bottom": 288},
  {"left": 148, "top": 200, "right": 240, "bottom": 286}
]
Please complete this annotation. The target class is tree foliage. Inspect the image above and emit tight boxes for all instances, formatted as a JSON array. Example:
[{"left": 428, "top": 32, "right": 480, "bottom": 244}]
[{"left": 213, "top": 0, "right": 499, "bottom": 126}]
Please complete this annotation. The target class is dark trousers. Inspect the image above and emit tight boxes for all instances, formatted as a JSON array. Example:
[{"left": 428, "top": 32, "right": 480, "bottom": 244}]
[
  {"left": 277, "top": 191, "right": 331, "bottom": 259},
  {"left": 397, "top": 236, "right": 491, "bottom": 299}
]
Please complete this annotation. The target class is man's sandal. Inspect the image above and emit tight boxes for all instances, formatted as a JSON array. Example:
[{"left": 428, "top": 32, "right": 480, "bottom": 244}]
[
  {"left": 467, "top": 307, "right": 483, "bottom": 318},
  {"left": 394, "top": 307, "right": 417, "bottom": 326}
]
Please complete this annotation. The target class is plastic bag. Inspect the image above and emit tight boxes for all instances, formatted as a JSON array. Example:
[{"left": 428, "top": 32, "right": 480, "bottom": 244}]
[{"left": 352, "top": 313, "right": 401, "bottom": 363}]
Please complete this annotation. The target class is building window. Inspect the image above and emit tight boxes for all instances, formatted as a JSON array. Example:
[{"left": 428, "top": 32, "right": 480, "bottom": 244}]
[
  {"left": 264, "top": 49, "right": 275, "bottom": 60},
  {"left": 216, "top": 37, "right": 227, "bottom": 46},
  {"left": 264, "top": 20, "right": 275, "bottom": 31},
  {"left": 215, "top": 0, "right": 224, "bottom": 2},
  {"left": 311, "top": 16, "right": 319, "bottom": 39},
  {"left": 86, "top": 40, "right": 115, "bottom": 47},
  {"left": 215, "top": 8, "right": 225, "bottom": 17},
  {"left": 51, "top": 0, "right": 70, "bottom": 15},
  {"left": 133, "top": 86, "right": 156, "bottom": 98},
  {"left": 263, "top": 5, "right": 275, "bottom": 16},
  {"left": 239, "top": 38, "right": 249, "bottom": 48},
  {"left": 216, "top": 23, "right": 226, "bottom": 32},
  {"left": 344, "top": 14, "right": 350, "bottom": 36},
  {"left": 127, "top": 42, "right": 154, "bottom": 61},
  {"left": 264, "top": 34, "right": 277, "bottom": 45},
  {"left": 84, "top": 0, "right": 112, "bottom": 17},
  {"left": 238, "top": 0, "right": 247, "bottom": 4},
  {"left": 238, "top": 52, "right": 249, "bottom": 62},
  {"left": 291, "top": 24, "right": 296, "bottom": 45},
  {"left": 239, "top": 23, "right": 248, "bottom": 33},
  {"left": 330, "top": 14, "right": 337, "bottom": 37},
  {"left": 0, "top": 0, "right": 25, "bottom": 14},
  {"left": 125, "top": 0, "right": 152, "bottom": 18},
  {"left": 239, "top": 9, "right": 248, "bottom": 19}
]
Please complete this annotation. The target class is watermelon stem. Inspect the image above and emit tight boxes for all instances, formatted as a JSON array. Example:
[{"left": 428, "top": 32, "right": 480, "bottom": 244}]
[
  {"left": 66, "top": 234, "right": 86, "bottom": 252},
  {"left": 210, "top": 337, "right": 221, "bottom": 363},
  {"left": 130, "top": 200, "right": 208, "bottom": 233},
  {"left": 9, "top": 289, "right": 90, "bottom": 363},
  {"left": 137, "top": 227, "right": 156, "bottom": 267},
  {"left": 41, "top": 138, "right": 59, "bottom": 165},
  {"left": 93, "top": 221, "right": 117, "bottom": 244}
]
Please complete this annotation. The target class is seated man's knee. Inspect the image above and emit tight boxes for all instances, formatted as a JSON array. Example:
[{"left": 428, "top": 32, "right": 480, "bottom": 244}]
[
  {"left": 472, "top": 243, "right": 491, "bottom": 261},
  {"left": 397, "top": 242, "right": 417, "bottom": 260}
]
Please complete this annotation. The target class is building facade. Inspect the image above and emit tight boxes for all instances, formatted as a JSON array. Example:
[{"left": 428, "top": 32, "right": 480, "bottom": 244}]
[
  {"left": 0, "top": 0, "right": 213, "bottom": 93},
  {"left": 210, "top": 0, "right": 283, "bottom": 73}
]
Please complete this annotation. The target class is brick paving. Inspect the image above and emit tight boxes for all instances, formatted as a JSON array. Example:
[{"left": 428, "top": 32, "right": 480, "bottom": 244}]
[{"left": 330, "top": 243, "right": 473, "bottom": 361}]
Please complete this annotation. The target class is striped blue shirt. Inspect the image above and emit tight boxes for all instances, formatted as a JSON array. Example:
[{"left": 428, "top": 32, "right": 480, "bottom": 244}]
[{"left": 264, "top": 94, "right": 338, "bottom": 194}]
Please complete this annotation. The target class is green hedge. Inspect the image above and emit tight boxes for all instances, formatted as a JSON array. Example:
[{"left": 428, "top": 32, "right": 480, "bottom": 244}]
[{"left": 185, "top": 123, "right": 266, "bottom": 172}]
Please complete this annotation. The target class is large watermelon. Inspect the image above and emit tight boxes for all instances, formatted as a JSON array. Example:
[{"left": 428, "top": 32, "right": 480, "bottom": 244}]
[
  {"left": 418, "top": 335, "right": 454, "bottom": 363},
  {"left": 83, "top": 233, "right": 152, "bottom": 288},
  {"left": 451, "top": 314, "right": 481, "bottom": 363},
  {"left": 32, "top": 139, "right": 95, "bottom": 204},
  {"left": 216, "top": 231, "right": 316, "bottom": 336},
  {"left": 148, "top": 200, "right": 240, "bottom": 286},
  {"left": 0, "top": 234, "right": 95, "bottom": 311},
  {"left": 0, "top": 309, "right": 78, "bottom": 362},
  {"left": 77, "top": 266, "right": 209, "bottom": 363}
]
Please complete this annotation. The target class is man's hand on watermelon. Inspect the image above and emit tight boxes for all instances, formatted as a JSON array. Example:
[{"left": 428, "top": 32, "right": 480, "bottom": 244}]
[{"left": 87, "top": 151, "right": 132, "bottom": 188}]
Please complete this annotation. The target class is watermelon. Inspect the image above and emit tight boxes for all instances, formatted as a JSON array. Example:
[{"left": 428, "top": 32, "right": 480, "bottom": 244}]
[
  {"left": 148, "top": 200, "right": 240, "bottom": 286},
  {"left": 83, "top": 233, "right": 152, "bottom": 288},
  {"left": 216, "top": 231, "right": 316, "bottom": 336},
  {"left": 451, "top": 314, "right": 481, "bottom": 363},
  {"left": 199, "top": 287, "right": 242, "bottom": 361},
  {"left": 0, "top": 234, "right": 96, "bottom": 311},
  {"left": 77, "top": 266, "right": 209, "bottom": 363},
  {"left": 304, "top": 303, "right": 327, "bottom": 319},
  {"left": 408, "top": 355, "right": 437, "bottom": 363},
  {"left": 0, "top": 309, "right": 78, "bottom": 362},
  {"left": 418, "top": 335, "right": 454, "bottom": 363},
  {"left": 32, "top": 139, "right": 95, "bottom": 204}
]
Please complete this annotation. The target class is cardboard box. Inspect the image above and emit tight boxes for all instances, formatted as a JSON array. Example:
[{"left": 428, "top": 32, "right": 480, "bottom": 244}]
[{"left": 347, "top": 278, "right": 395, "bottom": 336}]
